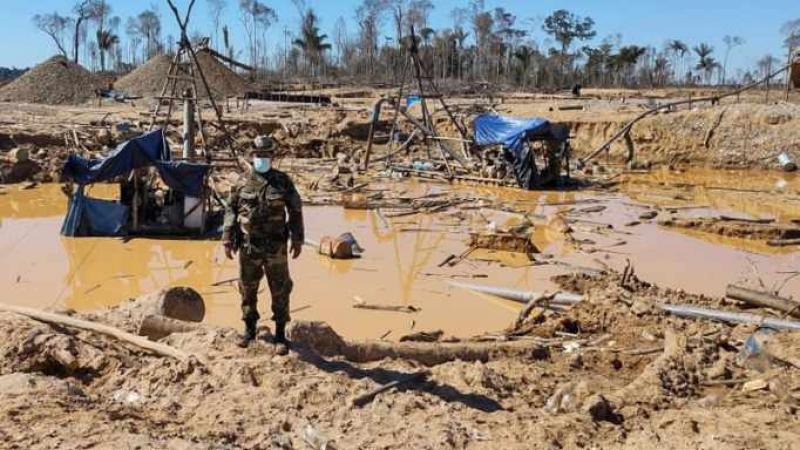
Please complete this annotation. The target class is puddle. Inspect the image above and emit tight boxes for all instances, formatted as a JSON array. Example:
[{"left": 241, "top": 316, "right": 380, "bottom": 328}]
[{"left": 0, "top": 173, "right": 798, "bottom": 340}]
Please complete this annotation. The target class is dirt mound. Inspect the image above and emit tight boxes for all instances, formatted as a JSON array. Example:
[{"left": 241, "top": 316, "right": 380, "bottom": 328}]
[
  {"left": 660, "top": 217, "right": 800, "bottom": 242},
  {"left": 1, "top": 266, "right": 799, "bottom": 448},
  {"left": 114, "top": 50, "right": 250, "bottom": 98},
  {"left": 0, "top": 56, "right": 103, "bottom": 105}
]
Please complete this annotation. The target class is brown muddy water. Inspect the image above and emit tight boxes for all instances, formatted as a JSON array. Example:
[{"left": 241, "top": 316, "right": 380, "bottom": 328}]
[{"left": 0, "top": 168, "right": 798, "bottom": 340}]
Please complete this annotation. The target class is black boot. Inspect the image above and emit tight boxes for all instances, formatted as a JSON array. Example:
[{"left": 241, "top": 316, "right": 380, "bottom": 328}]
[
  {"left": 273, "top": 322, "right": 289, "bottom": 355},
  {"left": 237, "top": 318, "right": 257, "bottom": 348}
]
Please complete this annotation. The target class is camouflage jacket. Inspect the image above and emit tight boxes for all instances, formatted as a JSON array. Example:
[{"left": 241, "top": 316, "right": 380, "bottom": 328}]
[{"left": 222, "top": 169, "right": 304, "bottom": 250}]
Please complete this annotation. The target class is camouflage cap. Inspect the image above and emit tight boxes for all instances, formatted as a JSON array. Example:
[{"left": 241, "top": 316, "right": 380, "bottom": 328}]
[{"left": 250, "top": 135, "right": 277, "bottom": 156}]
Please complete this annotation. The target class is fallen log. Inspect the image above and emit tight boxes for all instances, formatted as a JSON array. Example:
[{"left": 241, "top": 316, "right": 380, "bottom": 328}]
[
  {"left": 289, "top": 321, "right": 548, "bottom": 366},
  {"left": 351, "top": 371, "right": 429, "bottom": 407},
  {"left": 0, "top": 303, "right": 191, "bottom": 361},
  {"left": 137, "top": 314, "right": 205, "bottom": 340},
  {"left": 725, "top": 285, "right": 800, "bottom": 318}
]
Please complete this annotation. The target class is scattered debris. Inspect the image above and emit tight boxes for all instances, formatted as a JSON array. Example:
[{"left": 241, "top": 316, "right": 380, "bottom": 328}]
[{"left": 353, "top": 296, "right": 420, "bottom": 314}]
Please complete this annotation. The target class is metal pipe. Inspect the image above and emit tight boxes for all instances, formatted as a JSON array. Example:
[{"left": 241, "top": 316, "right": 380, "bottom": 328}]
[
  {"left": 451, "top": 281, "right": 800, "bottom": 331},
  {"left": 659, "top": 304, "right": 800, "bottom": 331},
  {"left": 448, "top": 281, "right": 583, "bottom": 305}
]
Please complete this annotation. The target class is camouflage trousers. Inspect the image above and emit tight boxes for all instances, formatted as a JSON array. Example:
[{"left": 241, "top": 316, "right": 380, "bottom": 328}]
[{"left": 238, "top": 240, "right": 293, "bottom": 324}]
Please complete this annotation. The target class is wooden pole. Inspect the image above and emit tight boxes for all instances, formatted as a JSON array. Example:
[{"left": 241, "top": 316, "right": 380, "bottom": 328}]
[
  {"left": 0, "top": 303, "right": 192, "bottom": 361},
  {"left": 726, "top": 284, "right": 800, "bottom": 317},
  {"left": 132, "top": 172, "right": 139, "bottom": 232},
  {"left": 786, "top": 44, "right": 794, "bottom": 102}
]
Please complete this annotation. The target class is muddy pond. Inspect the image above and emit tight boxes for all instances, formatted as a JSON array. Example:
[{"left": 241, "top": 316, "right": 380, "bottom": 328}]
[{"left": 1, "top": 167, "right": 798, "bottom": 340}]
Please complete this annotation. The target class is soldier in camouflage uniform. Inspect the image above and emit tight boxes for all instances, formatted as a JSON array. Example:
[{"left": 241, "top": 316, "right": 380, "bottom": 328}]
[{"left": 222, "top": 136, "right": 304, "bottom": 350}]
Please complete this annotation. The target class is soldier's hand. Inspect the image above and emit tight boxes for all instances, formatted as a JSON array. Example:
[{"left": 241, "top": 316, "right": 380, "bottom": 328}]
[
  {"left": 290, "top": 240, "right": 303, "bottom": 259},
  {"left": 224, "top": 242, "right": 236, "bottom": 260}
]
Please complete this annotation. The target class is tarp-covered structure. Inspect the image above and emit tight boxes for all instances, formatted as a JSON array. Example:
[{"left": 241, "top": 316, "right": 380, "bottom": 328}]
[
  {"left": 60, "top": 129, "right": 210, "bottom": 236},
  {"left": 474, "top": 114, "right": 569, "bottom": 189}
]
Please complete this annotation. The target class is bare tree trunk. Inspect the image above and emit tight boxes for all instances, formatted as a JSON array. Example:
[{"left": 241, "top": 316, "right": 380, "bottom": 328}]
[{"left": 74, "top": 17, "right": 84, "bottom": 64}]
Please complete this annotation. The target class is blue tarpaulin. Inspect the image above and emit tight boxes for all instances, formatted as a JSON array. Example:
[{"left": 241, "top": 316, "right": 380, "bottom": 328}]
[
  {"left": 473, "top": 115, "right": 569, "bottom": 190},
  {"left": 473, "top": 115, "right": 566, "bottom": 155},
  {"left": 61, "top": 188, "right": 129, "bottom": 236},
  {"left": 60, "top": 129, "right": 210, "bottom": 237},
  {"left": 62, "top": 129, "right": 209, "bottom": 196}
]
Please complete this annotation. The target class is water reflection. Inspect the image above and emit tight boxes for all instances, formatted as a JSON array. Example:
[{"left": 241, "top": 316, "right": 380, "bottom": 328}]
[{"left": 0, "top": 174, "right": 798, "bottom": 340}]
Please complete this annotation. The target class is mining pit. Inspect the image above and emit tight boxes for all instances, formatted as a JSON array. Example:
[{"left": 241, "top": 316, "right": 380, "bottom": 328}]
[{"left": 1, "top": 82, "right": 800, "bottom": 449}]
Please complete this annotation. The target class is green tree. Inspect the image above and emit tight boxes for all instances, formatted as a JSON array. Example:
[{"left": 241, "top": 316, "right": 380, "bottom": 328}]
[
  {"left": 96, "top": 29, "right": 120, "bottom": 71},
  {"left": 542, "top": 9, "right": 596, "bottom": 78},
  {"left": 513, "top": 45, "right": 535, "bottom": 87},
  {"left": 667, "top": 39, "right": 689, "bottom": 83},
  {"left": 293, "top": 7, "right": 332, "bottom": 76},
  {"left": 694, "top": 43, "right": 719, "bottom": 84}
]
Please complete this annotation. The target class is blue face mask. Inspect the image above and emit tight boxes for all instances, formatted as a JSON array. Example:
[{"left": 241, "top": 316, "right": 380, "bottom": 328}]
[{"left": 253, "top": 157, "right": 271, "bottom": 173}]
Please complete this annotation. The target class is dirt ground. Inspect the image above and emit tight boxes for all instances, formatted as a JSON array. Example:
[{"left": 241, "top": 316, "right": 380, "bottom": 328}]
[
  {"left": 0, "top": 270, "right": 798, "bottom": 449},
  {"left": 1, "top": 87, "right": 800, "bottom": 448}
]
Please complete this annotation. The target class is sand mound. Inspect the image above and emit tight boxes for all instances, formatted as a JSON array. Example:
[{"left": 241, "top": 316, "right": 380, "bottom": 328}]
[
  {"left": 0, "top": 56, "right": 103, "bottom": 105},
  {"left": 115, "top": 50, "right": 250, "bottom": 98}
]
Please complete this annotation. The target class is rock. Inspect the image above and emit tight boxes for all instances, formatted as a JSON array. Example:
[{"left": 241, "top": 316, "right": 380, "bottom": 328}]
[
  {"left": 639, "top": 211, "right": 658, "bottom": 220},
  {"left": 95, "top": 128, "right": 113, "bottom": 146},
  {"left": 9, "top": 147, "right": 28, "bottom": 163},
  {"left": 115, "top": 121, "right": 132, "bottom": 133},
  {"left": 582, "top": 394, "right": 621, "bottom": 423},
  {"left": 742, "top": 378, "right": 768, "bottom": 392},
  {"left": 112, "top": 389, "right": 144, "bottom": 405},
  {"left": 764, "top": 113, "right": 791, "bottom": 125},
  {"left": 696, "top": 394, "right": 721, "bottom": 408},
  {"left": 544, "top": 380, "right": 594, "bottom": 414},
  {"left": 0, "top": 373, "right": 84, "bottom": 397},
  {"left": 568, "top": 353, "right": 583, "bottom": 369},
  {"left": 0, "top": 160, "right": 41, "bottom": 183}
]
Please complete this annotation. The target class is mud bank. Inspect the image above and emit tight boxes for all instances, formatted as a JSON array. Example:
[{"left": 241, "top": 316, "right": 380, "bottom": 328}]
[{"left": 1, "top": 268, "right": 799, "bottom": 449}]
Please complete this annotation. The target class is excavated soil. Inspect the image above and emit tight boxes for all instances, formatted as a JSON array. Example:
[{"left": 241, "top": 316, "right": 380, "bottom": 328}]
[
  {"left": 0, "top": 56, "right": 103, "bottom": 105},
  {"left": 0, "top": 270, "right": 798, "bottom": 449},
  {"left": 659, "top": 217, "right": 800, "bottom": 241},
  {"left": 0, "top": 87, "right": 799, "bottom": 447},
  {"left": 114, "top": 50, "right": 251, "bottom": 98}
]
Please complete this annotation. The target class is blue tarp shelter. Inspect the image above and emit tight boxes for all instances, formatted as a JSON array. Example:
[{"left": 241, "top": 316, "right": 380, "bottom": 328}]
[
  {"left": 60, "top": 129, "right": 210, "bottom": 236},
  {"left": 473, "top": 114, "right": 569, "bottom": 189}
]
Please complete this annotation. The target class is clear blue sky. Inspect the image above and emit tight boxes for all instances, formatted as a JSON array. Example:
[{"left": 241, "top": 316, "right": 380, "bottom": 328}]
[{"left": 2, "top": 0, "right": 795, "bottom": 72}]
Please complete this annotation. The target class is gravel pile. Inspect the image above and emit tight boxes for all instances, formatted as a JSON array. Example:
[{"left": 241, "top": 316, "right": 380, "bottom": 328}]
[
  {"left": 0, "top": 56, "right": 103, "bottom": 105},
  {"left": 115, "top": 50, "right": 251, "bottom": 98}
]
